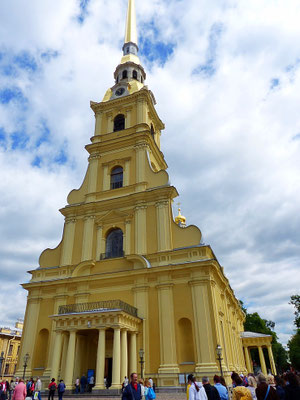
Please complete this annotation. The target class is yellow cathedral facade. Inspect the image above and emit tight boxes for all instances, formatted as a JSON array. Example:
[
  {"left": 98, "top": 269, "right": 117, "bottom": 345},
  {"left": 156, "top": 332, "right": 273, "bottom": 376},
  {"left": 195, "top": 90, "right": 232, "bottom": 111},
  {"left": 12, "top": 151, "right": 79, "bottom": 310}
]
[{"left": 16, "top": 0, "right": 276, "bottom": 391}]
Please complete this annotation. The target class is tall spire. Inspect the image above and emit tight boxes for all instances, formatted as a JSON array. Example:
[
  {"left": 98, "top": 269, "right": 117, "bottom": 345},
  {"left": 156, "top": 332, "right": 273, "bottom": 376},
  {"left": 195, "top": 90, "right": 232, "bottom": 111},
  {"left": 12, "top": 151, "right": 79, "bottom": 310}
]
[{"left": 125, "top": 0, "right": 138, "bottom": 46}]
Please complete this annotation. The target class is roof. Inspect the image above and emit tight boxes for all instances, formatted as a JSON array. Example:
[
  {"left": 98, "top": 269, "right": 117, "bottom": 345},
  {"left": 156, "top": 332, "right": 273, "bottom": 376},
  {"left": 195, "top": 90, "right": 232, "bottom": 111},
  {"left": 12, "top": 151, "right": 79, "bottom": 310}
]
[{"left": 241, "top": 331, "right": 272, "bottom": 338}]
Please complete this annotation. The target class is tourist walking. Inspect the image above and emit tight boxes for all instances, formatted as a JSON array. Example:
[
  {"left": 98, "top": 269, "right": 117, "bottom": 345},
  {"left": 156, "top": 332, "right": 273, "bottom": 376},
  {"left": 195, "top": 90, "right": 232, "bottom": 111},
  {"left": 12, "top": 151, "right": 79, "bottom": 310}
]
[
  {"left": 213, "top": 376, "right": 228, "bottom": 400},
  {"left": 202, "top": 377, "right": 220, "bottom": 400},
  {"left": 247, "top": 376, "right": 257, "bottom": 400},
  {"left": 255, "top": 374, "right": 279, "bottom": 400},
  {"left": 283, "top": 372, "right": 300, "bottom": 400},
  {"left": 231, "top": 372, "right": 252, "bottom": 400},
  {"left": 122, "top": 373, "right": 142, "bottom": 400},
  {"left": 274, "top": 376, "right": 285, "bottom": 400},
  {"left": 80, "top": 375, "right": 87, "bottom": 394},
  {"left": 57, "top": 380, "right": 65, "bottom": 400},
  {"left": 48, "top": 379, "right": 57, "bottom": 400},
  {"left": 75, "top": 378, "right": 79, "bottom": 394},
  {"left": 188, "top": 375, "right": 208, "bottom": 400},
  {"left": 35, "top": 378, "right": 42, "bottom": 400},
  {"left": 138, "top": 380, "right": 145, "bottom": 399},
  {"left": 12, "top": 379, "right": 26, "bottom": 400},
  {"left": 0, "top": 381, "right": 6, "bottom": 400}
]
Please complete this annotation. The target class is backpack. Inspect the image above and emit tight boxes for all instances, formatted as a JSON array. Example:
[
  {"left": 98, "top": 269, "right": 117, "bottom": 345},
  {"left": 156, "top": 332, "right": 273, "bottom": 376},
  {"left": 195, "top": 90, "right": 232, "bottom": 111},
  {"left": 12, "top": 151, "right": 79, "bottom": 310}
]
[{"left": 147, "top": 388, "right": 156, "bottom": 400}]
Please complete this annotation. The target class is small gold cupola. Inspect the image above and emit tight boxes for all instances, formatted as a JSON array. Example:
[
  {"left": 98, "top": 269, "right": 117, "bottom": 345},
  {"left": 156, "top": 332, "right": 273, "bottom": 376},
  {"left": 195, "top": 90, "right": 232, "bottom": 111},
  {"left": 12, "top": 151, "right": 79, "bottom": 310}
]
[{"left": 175, "top": 206, "right": 186, "bottom": 228}]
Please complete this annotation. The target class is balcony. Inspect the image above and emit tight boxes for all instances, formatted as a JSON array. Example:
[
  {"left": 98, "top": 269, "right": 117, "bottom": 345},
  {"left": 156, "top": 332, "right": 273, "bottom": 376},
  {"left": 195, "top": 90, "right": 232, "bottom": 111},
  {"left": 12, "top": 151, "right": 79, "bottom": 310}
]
[{"left": 58, "top": 300, "right": 138, "bottom": 318}]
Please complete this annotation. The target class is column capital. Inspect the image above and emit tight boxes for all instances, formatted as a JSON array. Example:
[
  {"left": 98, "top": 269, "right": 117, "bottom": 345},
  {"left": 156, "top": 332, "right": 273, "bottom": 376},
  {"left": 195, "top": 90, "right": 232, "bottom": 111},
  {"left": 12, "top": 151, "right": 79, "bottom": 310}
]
[
  {"left": 155, "top": 200, "right": 169, "bottom": 209},
  {"left": 156, "top": 283, "right": 174, "bottom": 290},
  {"left": 65, "top": 217, "right": 77, "bottom": 224},
  {"left": 88, "top": 152, "right": 101, "bottom": 162},
  {"left": 84, "top": 215, "right": 96, "bottom": 221},
  {"left": 188, "top": 279, "right": 208, "bottom": 287}
]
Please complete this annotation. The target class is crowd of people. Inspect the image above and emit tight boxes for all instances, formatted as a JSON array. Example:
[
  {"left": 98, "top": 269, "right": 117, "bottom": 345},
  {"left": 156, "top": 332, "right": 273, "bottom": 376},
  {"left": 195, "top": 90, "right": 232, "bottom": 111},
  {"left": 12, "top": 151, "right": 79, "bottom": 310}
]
[{"left": 185, "top": 371, "right": 300, "bottom": 400}]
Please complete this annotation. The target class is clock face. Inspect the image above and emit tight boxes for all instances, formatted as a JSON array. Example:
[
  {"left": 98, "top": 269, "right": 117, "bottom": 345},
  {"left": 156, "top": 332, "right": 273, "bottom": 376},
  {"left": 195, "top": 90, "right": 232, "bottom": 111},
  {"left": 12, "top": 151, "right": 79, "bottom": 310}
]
[{"left": 115, "top": 87, "right": 125, "bottom": 96}]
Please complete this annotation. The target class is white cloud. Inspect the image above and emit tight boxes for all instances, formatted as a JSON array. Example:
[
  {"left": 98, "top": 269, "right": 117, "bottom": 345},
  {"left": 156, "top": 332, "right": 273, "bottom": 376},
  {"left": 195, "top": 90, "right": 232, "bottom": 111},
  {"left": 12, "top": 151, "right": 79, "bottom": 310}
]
[{"left": 0, "top": 0, "right": 299, "bottom": 346}]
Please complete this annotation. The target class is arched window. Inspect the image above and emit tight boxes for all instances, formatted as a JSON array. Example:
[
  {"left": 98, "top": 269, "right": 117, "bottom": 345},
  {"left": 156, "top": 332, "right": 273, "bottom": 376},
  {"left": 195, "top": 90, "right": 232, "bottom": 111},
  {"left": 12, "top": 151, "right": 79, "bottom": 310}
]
[
  {"left": 133, "top": 70, "right": 138, "bottom": 80},
  {"left": 151, "top": 124, "right": 155, "bottom": 138},
  {"left": 122, "top": 70, "right": 128, "bottom": 79},
  {"left": 116, "top": 76, "right": 119, "bottom": 84},
  {"left": 114, "top": 114, "right": 125, "bottom": 132},
  {"left": 105, "top": 229, "right": 124, "bottom": 259},
  {"left": 111, "top": 166, "right": 123, "bottom": 189},
  {"left": 141, "top": 76, "right": 144, "bottom": 83}
]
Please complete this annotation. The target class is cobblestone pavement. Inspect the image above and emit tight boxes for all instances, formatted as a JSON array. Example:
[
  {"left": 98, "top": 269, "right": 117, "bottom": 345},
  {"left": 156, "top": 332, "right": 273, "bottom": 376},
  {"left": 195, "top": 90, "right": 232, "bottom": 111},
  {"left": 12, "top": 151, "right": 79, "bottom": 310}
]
[{"left": 57, "top": 395, "right": 186, "bottom": 400}]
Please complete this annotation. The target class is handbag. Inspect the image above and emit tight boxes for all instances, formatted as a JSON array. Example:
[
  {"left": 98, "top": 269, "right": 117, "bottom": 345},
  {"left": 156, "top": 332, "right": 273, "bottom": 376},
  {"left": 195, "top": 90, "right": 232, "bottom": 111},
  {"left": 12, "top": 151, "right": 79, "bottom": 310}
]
[
  {"left": 147, "top": 388, "right": 156, "bottom": 400},
  {"left": 263, "top": 385, "right": 270, "bottom": 400},
  {"left": 34, "top": 392, "right": 39, "bottom": 400}
]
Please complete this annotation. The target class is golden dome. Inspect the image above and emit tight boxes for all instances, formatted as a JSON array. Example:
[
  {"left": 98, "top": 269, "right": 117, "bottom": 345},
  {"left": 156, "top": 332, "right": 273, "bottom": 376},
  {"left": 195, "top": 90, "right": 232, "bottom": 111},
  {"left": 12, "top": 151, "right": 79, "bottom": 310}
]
[{"left": 175, "top": 208, "right": 186, "bottom": 227}]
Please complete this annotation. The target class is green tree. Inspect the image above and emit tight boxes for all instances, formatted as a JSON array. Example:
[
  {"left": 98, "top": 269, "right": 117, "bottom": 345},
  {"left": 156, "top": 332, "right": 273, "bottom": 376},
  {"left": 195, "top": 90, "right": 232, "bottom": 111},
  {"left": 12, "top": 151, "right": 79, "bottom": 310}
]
[{"left": 288, "top": 294, "right": 300, "bottom": 369}]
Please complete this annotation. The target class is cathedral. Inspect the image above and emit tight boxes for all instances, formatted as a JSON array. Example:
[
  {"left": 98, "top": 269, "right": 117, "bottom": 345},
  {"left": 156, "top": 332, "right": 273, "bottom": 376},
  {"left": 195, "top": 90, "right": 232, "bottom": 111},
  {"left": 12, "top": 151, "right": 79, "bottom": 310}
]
[{"left": 16, "top": 0, "right": 276, "bottom": 391}]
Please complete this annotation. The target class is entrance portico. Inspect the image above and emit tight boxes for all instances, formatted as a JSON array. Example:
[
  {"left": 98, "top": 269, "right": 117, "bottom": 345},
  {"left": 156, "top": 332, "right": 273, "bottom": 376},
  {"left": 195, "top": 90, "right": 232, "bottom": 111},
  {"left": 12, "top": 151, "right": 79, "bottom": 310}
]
[
  {"left": 50, "top": 300, "right": 141, "bottom": 390},
  {"left": 241, "top": 332, "right": 277, "bottom": 376}
]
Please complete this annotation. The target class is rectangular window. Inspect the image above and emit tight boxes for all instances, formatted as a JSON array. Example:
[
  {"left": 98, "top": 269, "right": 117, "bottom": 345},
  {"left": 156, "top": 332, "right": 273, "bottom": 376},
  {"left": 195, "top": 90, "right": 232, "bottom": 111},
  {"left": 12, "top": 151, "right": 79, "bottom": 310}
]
[
  {"left": 4, "top": 363, "right": 9, "bottom": 375},
  {"left": 8, "top": 344, "right": 13, "bottom": 356},
  {"left": 17, "top": 345, "right": 20, "bottom": 355}
]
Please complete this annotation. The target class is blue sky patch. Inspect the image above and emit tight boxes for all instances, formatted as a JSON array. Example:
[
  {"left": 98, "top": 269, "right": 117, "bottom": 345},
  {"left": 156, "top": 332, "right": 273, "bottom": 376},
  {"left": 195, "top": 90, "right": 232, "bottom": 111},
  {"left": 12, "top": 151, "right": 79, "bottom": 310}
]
[
  {"left": 55, "top": 148, "right": 68, "bottom": 165},
  {"left": 32, "top": 156, "right": 42, "bottom": 168},
  {"left": 0, "top": 87, "right": 27, "bottom": 105},
  {"left": 292, "top": 133, "right": 300, "bottom": 141},
  {"left": 14, "top": 51, "right": 38, "bottom": 72},
  {"left": 77, "top": 0, "right": 90, "bottom": 24},
  {"left": 192, "top": 22, "right": 224, "bottom": 77},
  {"left": 11, "top": 131, "right": 29, "bottom": 150},
  {"left": 270, "top": 78, "right": 280, "bottom": 90},
  {"left": 41, "top": 50, "right": 59, "bottom": 62},
  {"left": 36, "top": 121, "right": 50, "bottom": 147}
]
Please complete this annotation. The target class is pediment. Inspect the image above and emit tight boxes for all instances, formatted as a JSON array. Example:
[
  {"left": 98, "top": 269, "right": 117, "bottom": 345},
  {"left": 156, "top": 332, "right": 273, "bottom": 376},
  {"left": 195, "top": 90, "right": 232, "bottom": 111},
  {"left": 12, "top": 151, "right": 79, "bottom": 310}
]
[{"left": 96, "top": 210, "right": 132, "bottom": 225}]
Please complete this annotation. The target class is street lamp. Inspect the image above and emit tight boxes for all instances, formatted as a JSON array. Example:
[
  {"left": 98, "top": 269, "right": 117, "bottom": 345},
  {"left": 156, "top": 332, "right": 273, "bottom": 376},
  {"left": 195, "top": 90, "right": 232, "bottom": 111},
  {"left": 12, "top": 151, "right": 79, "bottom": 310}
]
[
  {"left": 216, "top": 345, "right": 223, "bottom": 377},
  {"left": 0, "top": 351, "right": 4, "bottom": 378},
  {"left": 23, "top": 353, "right": 30, "bottom": 380},
  {"left": 139, "top": 348, "right": 144, "bottom": 379}
]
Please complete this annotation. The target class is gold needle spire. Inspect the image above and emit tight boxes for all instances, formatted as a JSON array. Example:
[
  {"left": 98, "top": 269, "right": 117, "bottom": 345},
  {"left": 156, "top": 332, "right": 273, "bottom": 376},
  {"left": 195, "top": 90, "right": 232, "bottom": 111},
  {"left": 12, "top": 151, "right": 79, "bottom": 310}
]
[{"left": 125, "top": 0, "right": 138, "bottom": 45}]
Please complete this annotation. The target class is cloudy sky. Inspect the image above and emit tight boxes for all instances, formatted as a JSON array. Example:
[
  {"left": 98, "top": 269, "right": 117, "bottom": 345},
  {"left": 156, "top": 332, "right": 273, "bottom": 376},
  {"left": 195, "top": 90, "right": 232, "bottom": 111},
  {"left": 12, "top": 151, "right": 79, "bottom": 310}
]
[{"left": 0, "top": 0, "right": 299, "bottom": 346}]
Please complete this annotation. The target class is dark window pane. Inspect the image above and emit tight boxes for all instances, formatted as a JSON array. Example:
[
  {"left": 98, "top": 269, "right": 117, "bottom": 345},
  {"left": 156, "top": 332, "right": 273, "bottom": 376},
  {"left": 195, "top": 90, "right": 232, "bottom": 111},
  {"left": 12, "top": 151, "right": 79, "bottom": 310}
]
[
  {"left": 122, "top": 70, "right": 128, "bottom": 79},
  {"left": 111, "top": 166, "right": 123, "bottom": 189},
  {"left": 114, "top": 114, "right": 125, "bottom": 132},
  {"left": 133, "top": 70, "right": 138, "bottom": 79},
  {"left": 105, "top": 229, "right": 124, "bottom": 259}
]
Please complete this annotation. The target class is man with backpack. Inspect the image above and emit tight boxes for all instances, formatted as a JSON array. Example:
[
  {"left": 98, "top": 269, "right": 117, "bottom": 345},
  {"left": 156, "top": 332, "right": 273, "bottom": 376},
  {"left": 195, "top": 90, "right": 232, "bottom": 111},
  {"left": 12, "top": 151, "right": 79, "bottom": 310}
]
[{"left": 122, "top": 373, "right": 142, "bottom": 400}]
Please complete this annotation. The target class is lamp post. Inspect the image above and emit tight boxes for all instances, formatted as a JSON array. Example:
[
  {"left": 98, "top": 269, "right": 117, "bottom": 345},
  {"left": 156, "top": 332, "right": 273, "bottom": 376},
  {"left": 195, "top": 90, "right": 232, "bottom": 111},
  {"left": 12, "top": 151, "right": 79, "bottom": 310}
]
[
  {"left": 0, "top": 351, "right": 4, "bottom": 378},
  {"left": 23, "top": 353, "right": 30, "bottom": 380},
  {"left": 216, "top": 345, "right": 223, "bottom": 377},
  {"left": 139, "top": 348, "right": 144, "bottom": 379}
]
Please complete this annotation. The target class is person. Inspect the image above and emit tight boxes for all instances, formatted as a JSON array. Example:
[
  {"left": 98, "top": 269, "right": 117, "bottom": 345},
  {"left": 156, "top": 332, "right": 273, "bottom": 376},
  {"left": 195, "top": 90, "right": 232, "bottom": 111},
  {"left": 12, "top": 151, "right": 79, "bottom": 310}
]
[
  {"left": 274, "top": 376, "right": 285, "bottom": 400},
  {"left": 35, "top": 378, "right": 42, "bottom": 400},
  {"left": 0, "top": 381, "right": 6, "bottom": 400},
  {"left": 122, "top": 373, "right": 142, "bottom": 400},
  {"left": 283, "top": 372, "right": 300, "bottom": 400},
  {"left": 80, "top": 375, "right": 87, "bottom": 394},
  {"left": 57, "top": 380, "right": 65, "bottom": 400},
  {"left": 267, "top": 376, "right": 276, "bottom": 388},
  {"left": 123, "top": 377, "right": 129, "bottom": 388},
  {"left": 231, "top": 372, "right": 252, "bottom": 400},
  {"left": 220, "top": 377, "right": 227, "bottom": 390},
  {"left": 12, "top": 379, "right": 26, "bottom": 400},
  {"left": 48, "top": 378, "right": 57, "bottom": 400},
  {"left": 213, "top": 376, "right": 228, "bottom": 400},
  {"left": 148, "top": 378, "right": 153, "bottom": 389},
  {"left": 88, "top": 376, "right": 94, "bottom": 392},
  {"left": 188, "top": 375, "right": 208, "bottom": 400},
  {"left": 247, "top": 376, "right": 257, "bottom": 400},
  {"left": 6, "top": 381, "right": 11, "bottom": 400},
  {"left": 202, "top": 377, "right": 220, "bottom": 400},
  {"left": 187, "top": 375, "right": 193, "bottom": 400},
  {"left": 144, "top": 379, "right": 151, "bottom": 400},
  {"left": 255, "top": 374, "right": 279, "bottom": 400},
  {"left": 75, "top": 378, "right": 79, "bottom": 394},
  {"left": 138, "top": 379, "right": 145, "bottom": 399},
  {"left": 29, "top": 381, "right": 35, "bottom": 400}
]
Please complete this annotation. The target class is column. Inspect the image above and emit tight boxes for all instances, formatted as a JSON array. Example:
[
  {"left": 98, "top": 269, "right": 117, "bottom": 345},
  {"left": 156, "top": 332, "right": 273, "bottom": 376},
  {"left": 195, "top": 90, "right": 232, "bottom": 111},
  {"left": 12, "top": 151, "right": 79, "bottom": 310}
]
[
  {"left": 125, "top": 221, "right": 131, "bottom": 255},
  {"left": 87, "top": 153, "right": 100, "bottom": 195},
  {"left": 96, "top": 225, "right": 105, "bottom": 260},
  {"left": 267, "top": 345, "right": 277, "bottom": 375},
  {"left": 60, "top": 218, "right": 76, "bottom": 266},
  {"left": 157, "top": 283, "right": 179, "bottom": 373},
  {"left": 94, "top": 112, "right": 102, "bottom": 136},
  {"left": 50, "top": 331, "right": 63, "bottom": 381},
  {"left": 15, "top": 297, "right": 40, "bottom": 377},
  {"left": 133, "top": 285, "right": 149, "bottom": 374},
  {"left": 135, "top": 143, "right": 147, "bottom": 183},
  {"left": 95, "top": 329, "right": 106, "bottom": 389},
  {"left": 135, "top": 205, "right": 147, "bottom": 254},
  {"left": 121, "top": 330, "right": 128, "bottom": 382},
  {"left": 107, "top": 114, "right": 113, "bottom": 133},
  {"left": 136, "top": 99, "right": 146, "bottom": 131},
  {"left": 244, "top": 346, "right": 252, "bottom": 373},
  {"left": 125, "top": 109, "right": 131, "bottom": 129},
  {"left": 129, "top": 332, "right": 137, "bottom": 374},
  {"left": 81, "top": 216, "right": 95, "bottom": 261},
  {"left": 111, "top": 328, "right": 121, "bottom": 389},
  {"left": 155, "top": 201, "right": 171, "bottom": 251},
  {"left": 103, "top": 165, "right": 110, "bottom": 191},
  {"left": 124, "top": 160, "right": 130, "bottom": 187},
  {"left": 65, "top": 331, "right": 77, "bottom": 389},
  {"left": 258, "top": 346, "right": 267, "bottom": 375},
  {"left": 189, "top": 280, "right": 216, "bottom": 373}
]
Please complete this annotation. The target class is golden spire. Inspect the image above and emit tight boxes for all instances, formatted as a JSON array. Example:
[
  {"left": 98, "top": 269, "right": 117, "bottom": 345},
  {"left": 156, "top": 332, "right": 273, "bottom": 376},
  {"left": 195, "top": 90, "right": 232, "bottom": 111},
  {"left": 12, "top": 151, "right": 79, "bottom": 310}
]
[
  {"left": 125, "top": 0, "right": 138, "bottom": 45},
  {"left": 175, "top": 203, "right": 186, "bottom": 227}
]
